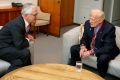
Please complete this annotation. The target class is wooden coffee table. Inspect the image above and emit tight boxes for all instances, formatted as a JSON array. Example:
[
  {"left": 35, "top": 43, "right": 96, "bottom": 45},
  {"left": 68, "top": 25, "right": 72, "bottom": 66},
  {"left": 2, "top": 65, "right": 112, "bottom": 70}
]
[{"left": 1, "top": 64, "right": 104, "bottom": 80}]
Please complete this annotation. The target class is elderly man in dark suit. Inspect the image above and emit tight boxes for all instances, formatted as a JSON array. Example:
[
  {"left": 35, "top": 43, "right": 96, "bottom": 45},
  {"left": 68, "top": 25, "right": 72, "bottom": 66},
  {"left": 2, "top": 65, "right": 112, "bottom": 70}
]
[
  {"left": 0, "top": 3, "right": 37, "bottom": 75},
  {"left": 69, "top": 9, "right": 119, "bottom": 78}
]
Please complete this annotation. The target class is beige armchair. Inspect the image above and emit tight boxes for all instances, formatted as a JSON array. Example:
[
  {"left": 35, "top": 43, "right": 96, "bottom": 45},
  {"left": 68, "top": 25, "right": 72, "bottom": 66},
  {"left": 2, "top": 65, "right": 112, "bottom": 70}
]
[{"left": 32, "top": 6, "right": 51, "bottom": 38}]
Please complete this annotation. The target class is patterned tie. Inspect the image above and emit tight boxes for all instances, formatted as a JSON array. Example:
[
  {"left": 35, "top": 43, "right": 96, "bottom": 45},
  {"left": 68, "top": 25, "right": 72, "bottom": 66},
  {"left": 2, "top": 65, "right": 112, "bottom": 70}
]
[
  {"left": 26, "top": 25, "right": 30, "bottom": 33},
  {"left": 91, "top": 28, "right": 96, "bottom": 49},
  {"left": 90, "top": 21, "right": 104, "bottom": 50}
]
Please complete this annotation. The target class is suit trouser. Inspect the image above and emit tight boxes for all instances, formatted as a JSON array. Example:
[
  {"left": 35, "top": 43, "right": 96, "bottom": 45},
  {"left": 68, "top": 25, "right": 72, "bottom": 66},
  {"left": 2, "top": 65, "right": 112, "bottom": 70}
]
[
  {"left": 69, "top": 44, "right": 81, "bottom": 66},
  {"left": 0, "top": 47, "right": 31, "bottom": 76},
  {"left": 97, "top": 54, "right": 115, "bottom": 77},
  {"left": 70, "top": 44, "right": 114, "bottom": 77}
]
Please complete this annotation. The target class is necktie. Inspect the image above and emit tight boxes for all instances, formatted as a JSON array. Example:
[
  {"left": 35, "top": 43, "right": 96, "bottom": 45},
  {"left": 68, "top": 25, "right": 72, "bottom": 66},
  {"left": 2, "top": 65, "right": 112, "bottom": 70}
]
[
  {"left": 90, "top": 21, "right": 104, "bottom": 49},
  {"left": 90, "top": 24, "right": 102, "bottom": 49},
  {"left": 91, "top": 29, "right": 96, "bottom": 49},
  {"left": 26, "top": 25, "right": 30, "bottom": 33}
]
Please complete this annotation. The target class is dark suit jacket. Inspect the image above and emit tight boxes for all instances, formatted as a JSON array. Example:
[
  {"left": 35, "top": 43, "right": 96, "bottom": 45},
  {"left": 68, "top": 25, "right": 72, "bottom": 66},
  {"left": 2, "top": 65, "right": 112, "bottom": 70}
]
[
  {"left": 80, "top": 20, "right": 119, "bottom": 57},
  {"left": 0, "top": 15, "right": 29, "bottom": 50}
]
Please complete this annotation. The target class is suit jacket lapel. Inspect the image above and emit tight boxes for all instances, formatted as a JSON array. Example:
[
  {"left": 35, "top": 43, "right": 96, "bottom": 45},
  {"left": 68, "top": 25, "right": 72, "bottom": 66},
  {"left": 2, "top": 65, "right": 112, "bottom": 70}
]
[
  {"left": 19, "top": 16, "right": 26, "bottom": 33},
  {"left": 95, "top": 20, "right": 106, "bottom": 42}
]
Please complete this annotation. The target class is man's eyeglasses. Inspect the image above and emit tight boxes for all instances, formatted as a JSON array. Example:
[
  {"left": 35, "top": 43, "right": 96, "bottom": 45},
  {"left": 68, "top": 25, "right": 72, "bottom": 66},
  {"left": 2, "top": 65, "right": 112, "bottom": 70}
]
[{"left": 31, "top": 13, "right": 37, "bottom": 17}]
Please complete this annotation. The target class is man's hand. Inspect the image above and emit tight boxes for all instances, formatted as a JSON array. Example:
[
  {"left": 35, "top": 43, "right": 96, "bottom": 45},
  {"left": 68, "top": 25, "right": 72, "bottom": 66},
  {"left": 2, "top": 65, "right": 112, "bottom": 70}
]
[
  {"left": 26, "top": 34, "right": 34, "bottom": 42},
  {"left": 81, "top": 51, "right": 91, "bottom": 59},
  {"left": 80, "top": 45, "right": 87, "bottom": 57}
]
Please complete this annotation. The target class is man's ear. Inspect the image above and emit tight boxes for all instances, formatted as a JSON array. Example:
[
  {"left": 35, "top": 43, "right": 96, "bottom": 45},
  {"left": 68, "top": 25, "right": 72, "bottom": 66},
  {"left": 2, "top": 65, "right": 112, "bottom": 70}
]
[{"left": 99, "top": 18, "right": 104, "bottom": 24}]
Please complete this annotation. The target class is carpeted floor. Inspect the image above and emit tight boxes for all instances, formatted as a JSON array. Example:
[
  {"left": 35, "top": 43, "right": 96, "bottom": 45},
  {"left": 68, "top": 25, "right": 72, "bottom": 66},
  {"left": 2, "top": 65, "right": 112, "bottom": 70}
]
[{"left": 34, "top": 25, "right": 119, "bottom": 80}]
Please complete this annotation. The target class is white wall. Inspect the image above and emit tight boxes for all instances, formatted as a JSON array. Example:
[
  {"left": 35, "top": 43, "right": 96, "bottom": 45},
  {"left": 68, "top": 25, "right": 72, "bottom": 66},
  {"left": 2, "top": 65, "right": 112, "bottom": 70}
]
[
  {"left": 73, "top": 0, "right": 103, "bottom": 24},
  {"left": 0, "top": 0, "right": 38, "bottom": 6},
  {"left": 74, "top": 0, "right": 103, "bottom": 24},
  {"left": 74, "top": 0, "right": 120, "bottom": 25}
]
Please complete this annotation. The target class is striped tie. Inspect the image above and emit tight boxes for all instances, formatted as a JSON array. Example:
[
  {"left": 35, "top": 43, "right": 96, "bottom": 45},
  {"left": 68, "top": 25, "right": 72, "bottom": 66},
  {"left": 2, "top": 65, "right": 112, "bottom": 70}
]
[
  {"left": 91, "top": 29, "right": 96, "bottom": 49},
  {"left": 26, "top": 25, "right": 30, "bottom": 33}
]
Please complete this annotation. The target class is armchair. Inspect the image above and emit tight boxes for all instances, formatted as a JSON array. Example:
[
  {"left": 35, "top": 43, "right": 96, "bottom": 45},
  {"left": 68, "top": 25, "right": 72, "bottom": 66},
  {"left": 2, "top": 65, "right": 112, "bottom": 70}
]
[
  {"left": 32, "top": 6, "right": 51, "bottom": 38},
  {"left": 62, "top": 25, "right": 120, "bottom": 78}
]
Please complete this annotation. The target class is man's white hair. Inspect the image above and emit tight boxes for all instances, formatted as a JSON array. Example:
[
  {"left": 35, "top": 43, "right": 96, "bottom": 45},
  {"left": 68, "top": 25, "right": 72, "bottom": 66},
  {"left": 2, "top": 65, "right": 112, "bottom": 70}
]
[
  {"left": 21, "top": 3, "right": 35, "bottom": 15},
  {"left": 91, "top": 9, "right": 105, "bottom": 19}
]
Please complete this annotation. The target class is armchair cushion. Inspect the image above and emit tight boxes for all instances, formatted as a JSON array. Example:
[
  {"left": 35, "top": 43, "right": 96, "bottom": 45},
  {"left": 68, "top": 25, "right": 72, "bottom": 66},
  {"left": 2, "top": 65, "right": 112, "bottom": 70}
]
[
  {"left": 0, "top": 26, "right": 3, "bottom": 29},
  {"left": 0, "top": 59, "right": 10, "bottom": 73},
  {"left": 36, "top": 12, "right": 50, "bottom": 21},
  {"left": 115, "top": 26, "right": 120, "bottom": 49},
  {"left": 63, "top": 27, "right": 80, "bottom": 63},
  {"left": 36, "top": 7, "right": 50, "bottom": 21},
  {"left": 35, "top": 20, "right": 49, "bottom": 26}
]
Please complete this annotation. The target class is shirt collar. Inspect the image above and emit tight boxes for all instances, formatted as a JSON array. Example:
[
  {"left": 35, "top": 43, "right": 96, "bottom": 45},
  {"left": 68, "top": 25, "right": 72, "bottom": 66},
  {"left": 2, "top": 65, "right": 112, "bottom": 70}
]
[
  {"left": 22, "top": 16, "right": 29, "bottom": 29},
  {"left": 95, "top": 21, "right": 104, "bottom": 33}
]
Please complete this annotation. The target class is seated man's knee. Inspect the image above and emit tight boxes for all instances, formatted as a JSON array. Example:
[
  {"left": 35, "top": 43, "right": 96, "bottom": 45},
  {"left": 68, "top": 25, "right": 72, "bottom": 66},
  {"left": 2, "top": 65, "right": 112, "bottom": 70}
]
[
  {"left": 70, "top": 45, "right": 76, "bottom": 53},
  {"left": 97, "top": 54, "right": 110, "bottom": 63},
  {"left": 21, "top": 49, "right": 30, "bottom": 58},
  {"left": 70, "top": 45, "right": 80, "bottom": 54}
]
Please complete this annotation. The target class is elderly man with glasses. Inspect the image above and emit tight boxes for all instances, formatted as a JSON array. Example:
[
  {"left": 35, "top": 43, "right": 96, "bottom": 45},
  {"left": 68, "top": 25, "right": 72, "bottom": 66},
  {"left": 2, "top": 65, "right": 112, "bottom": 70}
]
[
  {"left": 69, "top": 9, "right": 119, "bottom": 78},
  {"left": 0, "top": 3, "right": 38, "bottom": 76}
]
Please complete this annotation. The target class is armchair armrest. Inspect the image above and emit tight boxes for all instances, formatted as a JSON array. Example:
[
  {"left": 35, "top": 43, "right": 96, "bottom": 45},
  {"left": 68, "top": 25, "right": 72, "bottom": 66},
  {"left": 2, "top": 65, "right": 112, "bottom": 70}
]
[
  {"left": 62, "top": 26, "right": 80, "bottom": 64},
  {"left": 0, "top": 26, "right": 3, "bottom": 30}
]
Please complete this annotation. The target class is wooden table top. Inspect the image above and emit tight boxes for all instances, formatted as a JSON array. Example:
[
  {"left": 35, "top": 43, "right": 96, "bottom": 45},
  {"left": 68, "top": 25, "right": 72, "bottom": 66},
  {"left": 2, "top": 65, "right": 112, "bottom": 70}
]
[{"left": 1, "top": 64, "right": 104, "bottom": 80}]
